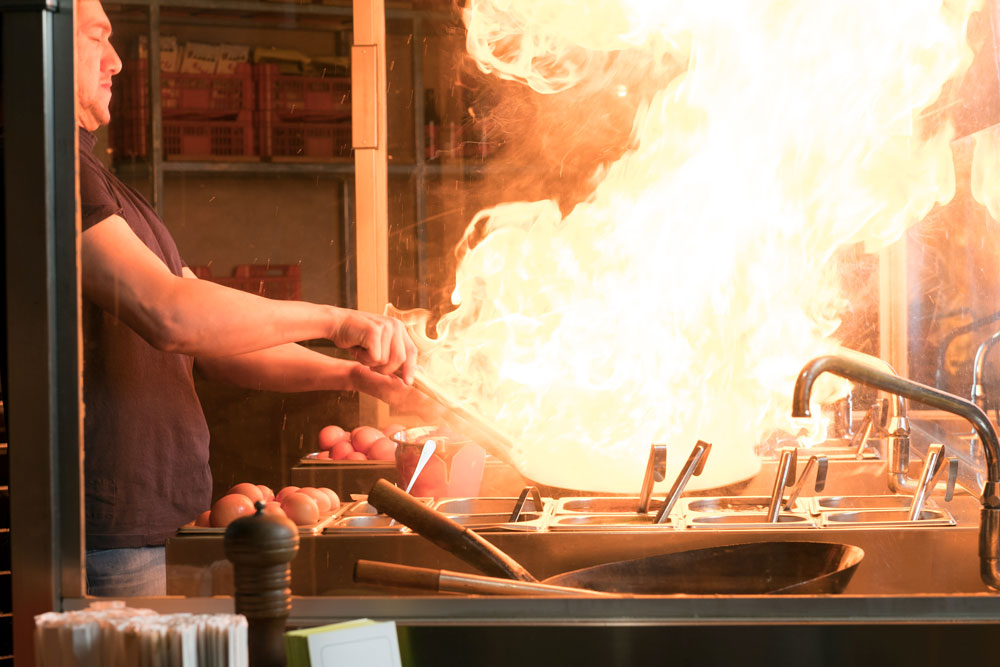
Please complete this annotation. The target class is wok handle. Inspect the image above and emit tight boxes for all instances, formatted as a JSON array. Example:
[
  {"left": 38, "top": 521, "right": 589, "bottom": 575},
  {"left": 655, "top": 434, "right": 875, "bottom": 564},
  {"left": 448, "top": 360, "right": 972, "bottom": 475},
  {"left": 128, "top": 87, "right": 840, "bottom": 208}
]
[
  {"left": 354, "top": 560, "right": 612, "bottom": 597},
  {"left": 367, "top": 479, "right": 538, "bottom": 582}
]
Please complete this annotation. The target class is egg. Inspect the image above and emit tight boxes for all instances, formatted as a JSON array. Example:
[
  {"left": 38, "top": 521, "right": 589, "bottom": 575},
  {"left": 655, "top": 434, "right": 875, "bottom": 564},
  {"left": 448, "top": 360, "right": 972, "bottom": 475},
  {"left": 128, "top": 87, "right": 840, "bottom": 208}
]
[
  {"left": 317, "top": 425, "right": 349, "bottom": 451},
  {"left": 261, "top": 501, "right": 287, "bottom": 518},
  {"left": 346, "top": 451, "right": 368, "bottom": 461},
  {"left": 275, "top": 485, "right": 301, "bottom": 503},
  {"left": 297, "top": 487, "right": 332, "bottom": 513},
  {"left": 256, "top": 484, "right": 275, "bottom": 502},
  {"left": 194, "top": 510, "right": 212, "bottom": 527},
  {"left": 351, "top": 426, "right": 383, "bottom": 454},
  {"left": 210, "top": 493, "right": 256, "bottom": 528},
  {"left": 315, "top": 450, "right": 331, "bottom": 459},
  {"left": 228, "top": 482, "right": 264, "bottom": 503},
  {"left": 316, "top": 487, "right": 340, "bottom": 511},
  {"left": 330, "top": 441, "right": 355, "bottom": 460},
  {"left": 381, "top": 423, "right": 407, "bottom": 440},
  {"left": 367, "top": 437, "right": 397, "bottom": 461},
  {"left": 281, "top": 492, "right": 320, "bottom": 526}
]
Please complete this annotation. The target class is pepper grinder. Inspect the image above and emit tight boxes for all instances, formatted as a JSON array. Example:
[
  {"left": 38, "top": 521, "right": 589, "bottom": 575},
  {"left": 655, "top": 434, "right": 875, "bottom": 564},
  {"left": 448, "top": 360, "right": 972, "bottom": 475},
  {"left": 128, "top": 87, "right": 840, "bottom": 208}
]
[{"left": 224, "top": 501, "right": 300, "bottom": 667}]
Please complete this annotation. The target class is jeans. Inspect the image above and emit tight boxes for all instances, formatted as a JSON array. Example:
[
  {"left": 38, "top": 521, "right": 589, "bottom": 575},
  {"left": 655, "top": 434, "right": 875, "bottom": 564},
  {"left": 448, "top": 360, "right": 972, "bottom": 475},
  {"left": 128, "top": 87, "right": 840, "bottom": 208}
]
[{"left": 86, "top": 546, "right": 166, "bottom": 597}]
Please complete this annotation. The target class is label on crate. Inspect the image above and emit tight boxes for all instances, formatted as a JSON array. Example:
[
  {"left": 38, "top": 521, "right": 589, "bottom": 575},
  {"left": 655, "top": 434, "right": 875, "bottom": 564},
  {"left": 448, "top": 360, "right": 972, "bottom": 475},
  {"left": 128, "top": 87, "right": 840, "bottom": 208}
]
[
  {"left": 217, "top": 44, "right": 251, "bottom": 75},
  {"left": 180, "top": 42, "right": 221, "bottom": 75}
]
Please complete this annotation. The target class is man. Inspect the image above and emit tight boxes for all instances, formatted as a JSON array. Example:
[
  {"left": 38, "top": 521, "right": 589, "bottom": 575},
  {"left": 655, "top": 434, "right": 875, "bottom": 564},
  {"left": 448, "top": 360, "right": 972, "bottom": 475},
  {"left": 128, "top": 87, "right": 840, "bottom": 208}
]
[{"left": 76, "top": 0, "right": 421, "bottom": 595}]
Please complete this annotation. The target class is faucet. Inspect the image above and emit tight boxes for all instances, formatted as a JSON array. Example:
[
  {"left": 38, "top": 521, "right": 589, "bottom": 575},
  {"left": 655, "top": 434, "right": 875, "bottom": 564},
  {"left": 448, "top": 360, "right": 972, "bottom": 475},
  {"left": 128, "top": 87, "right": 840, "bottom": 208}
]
[
  {"left": 834, "top": 350, "right": 914, "bottom": 492},
  {"left": 793, "top": 354, "right": 1000, "bottom": 592},
  {"left": 971, "top": 330, "right": 1000, "bottom": 412}
]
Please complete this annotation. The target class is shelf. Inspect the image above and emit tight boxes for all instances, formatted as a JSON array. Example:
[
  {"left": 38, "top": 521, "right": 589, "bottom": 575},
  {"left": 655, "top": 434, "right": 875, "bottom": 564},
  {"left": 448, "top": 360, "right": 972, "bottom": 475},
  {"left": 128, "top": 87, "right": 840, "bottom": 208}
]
[
  {"left": 110, "top": 0, "right": 436, "bottom": 20},
  {"left": 111, "top": 158, "right": 493, "bottom": 178}
]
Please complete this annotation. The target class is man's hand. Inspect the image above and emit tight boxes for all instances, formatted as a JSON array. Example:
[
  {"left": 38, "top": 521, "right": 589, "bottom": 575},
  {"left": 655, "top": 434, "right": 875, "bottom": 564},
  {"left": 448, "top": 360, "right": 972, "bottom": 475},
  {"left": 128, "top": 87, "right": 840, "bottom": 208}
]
[
  {"left": 331, "top": 310, "right": 418, "bottom": 384},
  {"left": 350, "top": 365, "right": 442, "bottom": 421}
]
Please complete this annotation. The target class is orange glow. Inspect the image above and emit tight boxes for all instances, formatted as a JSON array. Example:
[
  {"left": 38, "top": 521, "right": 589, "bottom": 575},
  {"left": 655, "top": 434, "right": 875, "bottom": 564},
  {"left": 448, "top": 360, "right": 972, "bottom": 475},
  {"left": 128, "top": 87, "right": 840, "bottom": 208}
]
[{"left": 398, "top": 0, "right": 981, "bottom": 492}]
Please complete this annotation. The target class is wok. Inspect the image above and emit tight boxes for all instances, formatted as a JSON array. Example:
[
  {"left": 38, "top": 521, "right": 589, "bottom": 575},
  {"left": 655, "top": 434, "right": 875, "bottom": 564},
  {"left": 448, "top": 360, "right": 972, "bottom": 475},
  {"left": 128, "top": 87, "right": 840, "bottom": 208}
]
[{"left": 361, "top": 479, "right": 865, "bottom": 596}]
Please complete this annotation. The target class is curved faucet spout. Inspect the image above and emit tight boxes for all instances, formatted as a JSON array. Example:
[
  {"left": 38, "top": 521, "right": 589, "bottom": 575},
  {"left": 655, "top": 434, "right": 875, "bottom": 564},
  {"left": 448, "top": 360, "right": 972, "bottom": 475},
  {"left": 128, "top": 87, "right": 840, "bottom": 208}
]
[
  {"left": 793, "top": 354, "right": 1000, "bottom": 592},
  {"left": 793, "top": 355, "right": 1000, "bottom": 494}
]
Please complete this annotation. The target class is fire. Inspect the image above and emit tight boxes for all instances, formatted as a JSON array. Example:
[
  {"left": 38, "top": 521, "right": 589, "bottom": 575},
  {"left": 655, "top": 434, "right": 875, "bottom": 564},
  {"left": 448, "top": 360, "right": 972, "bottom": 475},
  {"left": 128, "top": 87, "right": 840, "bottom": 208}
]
[{"left": 397, "top": 0, "right": 981, "bottom": 492}]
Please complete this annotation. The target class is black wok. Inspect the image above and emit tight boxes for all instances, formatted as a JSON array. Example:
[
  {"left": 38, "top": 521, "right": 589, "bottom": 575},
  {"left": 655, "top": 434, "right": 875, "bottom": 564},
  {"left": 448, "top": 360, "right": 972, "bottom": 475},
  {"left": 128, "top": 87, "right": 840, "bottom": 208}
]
[{"left": 361, "top": 479, "right": 864, "bottom": 596}]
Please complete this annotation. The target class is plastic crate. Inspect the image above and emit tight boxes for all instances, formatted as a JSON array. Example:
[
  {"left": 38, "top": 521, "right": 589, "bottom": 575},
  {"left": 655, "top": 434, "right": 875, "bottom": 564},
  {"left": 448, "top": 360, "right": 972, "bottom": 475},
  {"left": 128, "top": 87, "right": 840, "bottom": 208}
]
[
  {"left": 161, "top": 62, "right": 254, "bottom": 119},
  {"left": 163, "top": 112, "right": 256, "bottom": 160},
  {"left": 255, "top": 63, "right": 351, "bottom": 121},
  {"left": 257, "top": 110, "right": 352, "bottom": 160},
  {"left": 192, "top": 264, "right": 301, "bottom": 300}
]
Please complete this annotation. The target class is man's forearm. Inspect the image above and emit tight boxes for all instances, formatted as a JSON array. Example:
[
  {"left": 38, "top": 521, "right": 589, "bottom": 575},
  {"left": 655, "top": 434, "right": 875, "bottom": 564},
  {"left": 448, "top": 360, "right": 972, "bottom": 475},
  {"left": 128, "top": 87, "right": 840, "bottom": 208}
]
[{"left": 195, "top": 343, "right": 358, "bottom": 393}]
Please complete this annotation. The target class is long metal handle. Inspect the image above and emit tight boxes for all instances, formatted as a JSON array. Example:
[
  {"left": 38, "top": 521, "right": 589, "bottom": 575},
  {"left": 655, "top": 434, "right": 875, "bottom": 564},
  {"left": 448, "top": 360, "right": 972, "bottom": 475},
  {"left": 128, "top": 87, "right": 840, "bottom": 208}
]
[
  {"left": 908, "top": 444, "right": 945, "bottom": 521},
  {"left": 354, "top": 560, "right": 614, "bottom": 597},
  {"left": 783, "top": 455, "right": 828, "bottom": 511},
  {"left": 637, "top": 444, "right": 667, "bottom": 514},
  {"left": 653, "top": 441, "right": 711, "bottom": 524},
  {"left": 767, "top": 447, "right": 798, "bottom": 523},
  {"left": 412, "top": 372, "right": 519, "bottom": 467}
]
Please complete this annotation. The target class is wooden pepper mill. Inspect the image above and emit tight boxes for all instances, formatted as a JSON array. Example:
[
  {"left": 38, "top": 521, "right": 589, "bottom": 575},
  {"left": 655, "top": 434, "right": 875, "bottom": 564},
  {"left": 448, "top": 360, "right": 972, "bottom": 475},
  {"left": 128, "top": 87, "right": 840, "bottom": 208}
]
[{"left": 224, "top": 500, "right": 300, "bottom": 667}]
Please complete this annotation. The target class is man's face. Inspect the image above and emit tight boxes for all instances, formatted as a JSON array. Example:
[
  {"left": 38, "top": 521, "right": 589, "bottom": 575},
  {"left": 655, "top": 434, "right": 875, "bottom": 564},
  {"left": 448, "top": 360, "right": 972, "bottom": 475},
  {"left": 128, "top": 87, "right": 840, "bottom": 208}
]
[{"left": 76, "top": 0, "right": 121, "bottom": 130}]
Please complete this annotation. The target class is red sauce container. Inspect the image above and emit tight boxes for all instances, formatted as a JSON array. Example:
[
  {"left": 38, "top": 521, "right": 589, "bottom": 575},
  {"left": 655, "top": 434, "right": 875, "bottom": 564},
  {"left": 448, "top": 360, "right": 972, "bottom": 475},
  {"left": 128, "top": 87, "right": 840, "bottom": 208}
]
[{"left": 392, "top": 426, "right": 486, "bottom": 498}]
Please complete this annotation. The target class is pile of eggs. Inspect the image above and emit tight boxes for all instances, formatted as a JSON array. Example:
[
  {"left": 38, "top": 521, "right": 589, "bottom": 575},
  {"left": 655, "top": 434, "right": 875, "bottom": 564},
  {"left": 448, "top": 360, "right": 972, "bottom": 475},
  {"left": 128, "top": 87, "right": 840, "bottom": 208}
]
[
  {"left": 194, "top": 482, "right": 341, "bottom": 528},
  {"left": 313, "top": 423, "right": 405, "bottom": 461}
]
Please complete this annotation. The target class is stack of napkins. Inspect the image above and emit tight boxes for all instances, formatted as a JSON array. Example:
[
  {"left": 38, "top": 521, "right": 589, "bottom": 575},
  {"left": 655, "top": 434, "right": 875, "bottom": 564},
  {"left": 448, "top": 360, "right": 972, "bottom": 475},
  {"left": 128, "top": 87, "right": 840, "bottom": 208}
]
[
  {"left": 34, "top": 601, "right": 247, "bottom": 666},
  {"left": 285, "top": 619, "right": 402, "bottom": 667}
]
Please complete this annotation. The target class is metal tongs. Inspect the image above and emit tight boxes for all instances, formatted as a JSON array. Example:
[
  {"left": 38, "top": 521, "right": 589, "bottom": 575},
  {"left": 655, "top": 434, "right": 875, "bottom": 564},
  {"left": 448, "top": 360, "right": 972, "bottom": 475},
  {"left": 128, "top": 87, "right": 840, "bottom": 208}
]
[
  {"left": 907, "top": 443, "right": 958, "bottom": 521},
  {"left": 767, "top": 447, "right": 828, "bottom": 522},
  {"left": 653, "top": 441, "right": 712, "bottom": 525}
]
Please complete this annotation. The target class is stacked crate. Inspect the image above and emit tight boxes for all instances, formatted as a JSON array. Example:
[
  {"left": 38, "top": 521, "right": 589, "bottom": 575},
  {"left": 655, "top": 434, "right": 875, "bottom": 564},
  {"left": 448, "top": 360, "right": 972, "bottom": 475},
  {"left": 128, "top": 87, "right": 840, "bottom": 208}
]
[
  {"left": 110, "top": 56, "right": 256, "bottom": 160},
  {"left": 191, "top": 264, "right": 301, "bottom": 300},
  {"left": 255, "top": 63, "right": 352, "bottom": 161}
]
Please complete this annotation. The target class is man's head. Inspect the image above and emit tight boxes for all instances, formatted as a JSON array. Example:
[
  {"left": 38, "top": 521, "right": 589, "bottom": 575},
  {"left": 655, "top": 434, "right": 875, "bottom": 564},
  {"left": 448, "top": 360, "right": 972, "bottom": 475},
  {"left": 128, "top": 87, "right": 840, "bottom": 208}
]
[{"left": 75, "top": 0, "right": 121, "bottom": 130}]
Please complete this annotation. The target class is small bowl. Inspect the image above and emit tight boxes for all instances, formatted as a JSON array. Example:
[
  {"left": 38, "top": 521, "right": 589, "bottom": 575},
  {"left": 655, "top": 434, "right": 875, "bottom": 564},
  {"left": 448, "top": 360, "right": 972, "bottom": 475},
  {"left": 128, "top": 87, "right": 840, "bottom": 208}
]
[{"left": 392, "top": 426, "right": 486, "bottom": 498}]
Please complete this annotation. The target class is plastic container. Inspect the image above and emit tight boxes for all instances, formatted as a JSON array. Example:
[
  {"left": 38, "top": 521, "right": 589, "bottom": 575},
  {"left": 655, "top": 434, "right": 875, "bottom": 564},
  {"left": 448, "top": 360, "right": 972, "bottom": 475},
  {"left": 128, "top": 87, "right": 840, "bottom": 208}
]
[
  {"left": 392, "top": 426, "right": 486, "bottom": 498},
  {"left": 162, "top": 112, "right": 256, "bottom": 160},
  {"left": 255, "top": 63, "right": 351, "bottom": 121},
  {"left": 257, "top": 111, "right": 352, "bottom": 160}
]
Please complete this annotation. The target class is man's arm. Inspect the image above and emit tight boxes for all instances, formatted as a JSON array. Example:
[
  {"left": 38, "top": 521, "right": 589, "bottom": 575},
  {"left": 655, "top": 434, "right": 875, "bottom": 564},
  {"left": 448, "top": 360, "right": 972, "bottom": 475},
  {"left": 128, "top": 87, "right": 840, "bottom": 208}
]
[{"left": 81, "top": 215, "right": 416, "bottom": 381}]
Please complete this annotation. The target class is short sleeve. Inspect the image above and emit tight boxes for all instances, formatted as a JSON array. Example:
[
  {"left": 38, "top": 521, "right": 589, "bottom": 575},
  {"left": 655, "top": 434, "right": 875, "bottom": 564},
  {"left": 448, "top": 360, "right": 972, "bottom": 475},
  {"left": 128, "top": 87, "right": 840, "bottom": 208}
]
[{"left": 79, "top": 153, "right": 124, "bottom": 231}]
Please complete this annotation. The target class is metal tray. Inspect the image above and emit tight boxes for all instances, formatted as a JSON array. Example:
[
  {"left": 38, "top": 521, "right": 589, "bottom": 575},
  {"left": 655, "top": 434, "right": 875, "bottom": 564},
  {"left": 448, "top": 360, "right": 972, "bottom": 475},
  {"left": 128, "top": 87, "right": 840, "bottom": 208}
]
[
  {"left": 681, "top": 496, "right": 805, "bottom": 515},
  {"left": 323, "top": 514, "right": 410, "bottom": 533},
  {"left": 683, "top": 513, "right": 818, "bottom": 530},
  {"left": 819, "top": 508, "right": 956, "bottom": 528},
  {"left": 808, "top": 494, "right": 934, "bottom": 514},
  {"left": 434, "top": 497, "right": 550, "bottom": 515},
  {"left": 341, "top": 498, "right": 433, "bottom": 516},
  {"left": 443, "top": 512, "right": 547, "bottom": 531},
  {"left": 554, "top": 497, "right": 665, "bottom": 514},
  {"left": 177, "top": 508, "right": 342, "bottom": 536},
  {"left": 547, "top": 513, "right": 679, "bottom": 532}
]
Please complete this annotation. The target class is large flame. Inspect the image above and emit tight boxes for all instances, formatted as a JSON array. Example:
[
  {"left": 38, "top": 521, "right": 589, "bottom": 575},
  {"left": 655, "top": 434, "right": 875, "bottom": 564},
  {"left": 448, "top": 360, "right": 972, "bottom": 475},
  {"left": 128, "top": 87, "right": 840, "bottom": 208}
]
[{"left": 400, "top": 0, "right": 979, "bottom": 492}]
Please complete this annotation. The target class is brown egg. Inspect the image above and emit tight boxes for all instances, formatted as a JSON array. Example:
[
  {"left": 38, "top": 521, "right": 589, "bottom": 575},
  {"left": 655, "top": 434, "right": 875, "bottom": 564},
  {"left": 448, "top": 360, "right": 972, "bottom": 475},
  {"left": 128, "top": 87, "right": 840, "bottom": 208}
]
[
  {"left": 275, "top": 486, "right": 301, "bottom": 503},
  {"left": 316, "top": 487, "right": 340, "bottom": 511},
  {"left": 256, "top": 484, "right": 275, "bottom": 502},
  {"left": 281, "top": 492, "right": 319, "bottom": 526},
  {"left": 261, "top": 501, "right": 287, "bottom": 518},
  {"left": 318, "top": 425, "right": 349, "bottom": 451},
  {"left": 330, "top": 441, "right": 355, "bottom": 460},
  {"left": 194, "top": 510, "right": 212, "bottom": 527},
  {"left": 351, "top": 426, "right": 383, "bottom": 454},
  {"left": 210, "top": 493, "right": 256, "bottom": 528},
  {"left": 227, "top": 482, "right": 264, "bottom": 503},
  {"left": 297, "top": 487, "right": 332, "bottom": 513},
  {"left": 367, "top": 437, "right": 397, "bottom": 461},
  {"left": 315, "top": 450, "right": 331, "bottom": 459}
]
